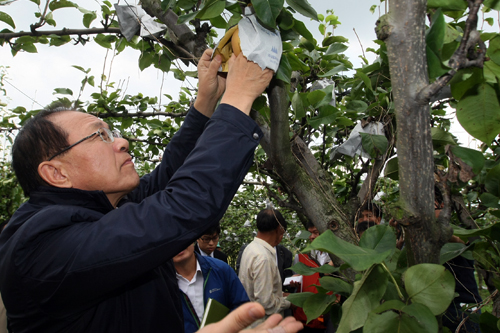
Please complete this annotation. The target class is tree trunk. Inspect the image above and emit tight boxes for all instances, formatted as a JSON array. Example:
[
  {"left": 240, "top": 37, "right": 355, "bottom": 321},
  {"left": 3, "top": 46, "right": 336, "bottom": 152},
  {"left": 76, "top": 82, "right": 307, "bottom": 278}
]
[
  {"left": 378, "top": 0, "right": 445, "bottom": 265},
  {"left": 256, "top": 79, "right": 358, "bottom": 268}
]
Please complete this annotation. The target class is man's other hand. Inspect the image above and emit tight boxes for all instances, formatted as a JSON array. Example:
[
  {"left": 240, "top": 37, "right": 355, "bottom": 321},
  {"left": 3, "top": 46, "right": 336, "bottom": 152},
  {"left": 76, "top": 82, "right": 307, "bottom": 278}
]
[
  {"left": 195, "top": 49, "right": 227, "bottom": 117},
  {"left": 197, "top": 302, "right": 303, "bottom": 333}
]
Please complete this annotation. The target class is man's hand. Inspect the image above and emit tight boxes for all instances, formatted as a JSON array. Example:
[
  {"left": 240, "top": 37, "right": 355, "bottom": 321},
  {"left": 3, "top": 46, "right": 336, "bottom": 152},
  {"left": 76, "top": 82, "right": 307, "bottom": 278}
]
[
  {"left": 194, "top": 49, "right": 226, "bottom": 117},
  {"left": 197, "top": 302, "right": 303, "bottom": 333},
  {"left": 220, "top": 53, "right": 273, "bottom": 115}
]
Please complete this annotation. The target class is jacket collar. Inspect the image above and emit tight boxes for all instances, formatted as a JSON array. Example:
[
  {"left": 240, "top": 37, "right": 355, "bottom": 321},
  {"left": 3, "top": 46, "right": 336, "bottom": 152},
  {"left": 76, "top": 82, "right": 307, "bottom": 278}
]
[{"left": 29, "top": 186, "right": 115, "bottom": 214}]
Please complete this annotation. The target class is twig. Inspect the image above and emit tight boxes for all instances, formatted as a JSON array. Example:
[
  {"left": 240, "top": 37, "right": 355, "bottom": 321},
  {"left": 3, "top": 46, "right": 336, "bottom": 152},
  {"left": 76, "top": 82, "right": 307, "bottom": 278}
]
[
  {"left": 353, "top": 28, "right": 366, "bottom": 59},
  {"left": 0, "top": 27, "right": 121, "bottom": 39},
  {"left": 30, "top": 0, "right": 51, "bottom": 32},
  {"left": 455, "top": 289, "right": 498, "bottom": 333},
  {"left": 418, "top": 0, "right": 485, "bottom": 103}
]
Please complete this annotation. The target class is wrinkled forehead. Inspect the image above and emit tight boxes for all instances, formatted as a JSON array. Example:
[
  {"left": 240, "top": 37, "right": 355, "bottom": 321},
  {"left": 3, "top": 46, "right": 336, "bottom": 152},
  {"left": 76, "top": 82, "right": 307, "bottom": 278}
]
[{"left": 49, "top": 111, "right": 107, "bottom": 132}]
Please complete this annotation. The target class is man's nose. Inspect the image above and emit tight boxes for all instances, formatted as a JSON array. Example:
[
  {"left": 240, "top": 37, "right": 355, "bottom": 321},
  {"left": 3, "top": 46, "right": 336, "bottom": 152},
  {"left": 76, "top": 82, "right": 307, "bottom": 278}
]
[{"left": 114, "top": 137, "right": 129, "bottom": 153}]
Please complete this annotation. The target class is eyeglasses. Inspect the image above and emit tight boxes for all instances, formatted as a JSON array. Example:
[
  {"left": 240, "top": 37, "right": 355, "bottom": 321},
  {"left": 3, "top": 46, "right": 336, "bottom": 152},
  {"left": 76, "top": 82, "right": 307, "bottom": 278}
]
[
  {"left": 48, "top": 127, "right": 122, "bottom": 161},
  {"left": 200, "top": 235, "right": 219, "bottom": 243}
]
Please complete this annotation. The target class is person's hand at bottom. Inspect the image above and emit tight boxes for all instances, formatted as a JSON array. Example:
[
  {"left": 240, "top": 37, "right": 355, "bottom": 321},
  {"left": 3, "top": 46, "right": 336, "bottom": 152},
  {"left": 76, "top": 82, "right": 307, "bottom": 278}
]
[{"left": 197, "top": 302, "right": 303, "bottom": 333}]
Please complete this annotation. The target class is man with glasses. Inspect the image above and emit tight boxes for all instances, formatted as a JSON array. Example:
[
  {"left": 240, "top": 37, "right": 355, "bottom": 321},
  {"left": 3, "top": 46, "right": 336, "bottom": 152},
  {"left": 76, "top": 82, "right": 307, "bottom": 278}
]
[
  {"left": 0, "top": 51, "right": 303, "bottom": 333},
  {"left": 195, "top": 224, "right": 228, "bottom": 263}
]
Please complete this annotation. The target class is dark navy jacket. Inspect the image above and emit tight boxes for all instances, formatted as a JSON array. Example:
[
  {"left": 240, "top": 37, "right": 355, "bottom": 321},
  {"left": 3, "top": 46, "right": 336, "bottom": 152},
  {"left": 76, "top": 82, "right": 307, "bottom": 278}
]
[
  {"left": 181, "top": 254, "right": 249, "bottom": 333},
  {"left": 0, "top": 104, "right": 262, "bottom": 333}
]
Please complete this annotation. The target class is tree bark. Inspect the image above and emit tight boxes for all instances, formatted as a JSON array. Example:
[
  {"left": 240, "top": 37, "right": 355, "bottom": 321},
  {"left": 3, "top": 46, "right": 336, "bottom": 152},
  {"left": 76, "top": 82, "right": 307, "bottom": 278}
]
[
  {"left": 258, "top": 79, "right": 357, "bottom": 268},
  {"left": 378, "top": 0, "right": 445, "bottom": 265}
]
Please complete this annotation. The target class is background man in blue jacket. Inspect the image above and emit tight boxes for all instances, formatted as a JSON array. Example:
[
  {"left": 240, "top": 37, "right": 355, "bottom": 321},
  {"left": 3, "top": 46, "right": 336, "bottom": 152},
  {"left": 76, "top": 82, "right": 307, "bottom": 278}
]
[
  {"left": 174, "top": 243, "right": 249, "bottom": 332},
  {"left": 0, "top": 51, "right": 303, "bottom": 333}
]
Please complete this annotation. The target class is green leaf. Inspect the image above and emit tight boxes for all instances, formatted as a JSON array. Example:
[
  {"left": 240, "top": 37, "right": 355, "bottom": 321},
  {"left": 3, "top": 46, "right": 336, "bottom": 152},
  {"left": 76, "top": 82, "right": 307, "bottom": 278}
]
[
  {"left": 318, "top": 276, "right": 353, "bottom": 296},
  {"left": 453, "top": 223, "right": 500, "bottom": 240},
  {"left": 384, "top": 157, "right": 399, "bottom": 180},
  {"left": 439, "top": 242, "right": 468, "bottom": 264},
  {"left": 303, "top": 293, "right": 338, "bottom": 323},
  {"left": 0, "top": 11, "right": 15, "bottom": 29},
  {"left": 277, "top": 9, "right": 294, "bottom": 30},
  {"left": 49, "top": 0, "right": 77, "bottom": 11},
  {"left": 209, "top": 15, "right": 227, "bottom": 29},
  {"left": 485, "top": 163, "right": 500, "bottom": 197},
  {"left": 139, "top": 51, "right": 154, "bottom": 71},
  {"left": 346, "top": 100, "right": 368, "bottom": 113},
  {"left": 431, "top": 127, "right": 457, "bottom": 146},
  {"left": 426, "top": 46, "right": 449, "bottom": 79},
  {"left": 286, "top": 52, "right": 309, "bottom": 72},
  {"left": 276, "top": 54, "right": 292, "bottom": 84},
  {"left": 291, "top": 19, "right": 314, "bottom": 42},
  {"left": 336, "top": 117, "right": 354, "bottom": 127},
  {"left": 456, "top": 83, "right": 500, "bottom": 144},
  {"left": 360, "top": 133, "right": 388, "bottom": 158},
  {"left": 427, "top": 0, "right": 467, "bottom": 11},
  {"left": 53, "top": 88, "right": 73, "bottom": 95},
  {"left": 307, "top": 90, "right": 326, "bottom": 108},
  {"left": 450, "top": 146, "right": 484, "bottom": 175},
  {"left": 484, "top": 59, "right": 500, "bottom": 83},
  {"left": 72, "top": 65, "right": 90, "bottom": 73},
  {"left": 322, "top": 35, "right": 348, "bottom": 47},
  {"left": 94, "top": 34, "right": 112, "bottom": 49},
  {"left": 287, "top": 292, "right": 315, "bottom": 307},
  {"left": 285, "top": 0, "right": 317, "bottom": 21},
  {"left": 121, "top": 117, "right": 133, "bottom": 129},
  {"left": 156, "top": 54, "right": 171, "bottom": 72},
  {"left": 318, "top": 64, "right": 348, "bottom": 77},
  {"left": 450, "top": 67, "right": 485, "bottom": 100},
  {"left": 480, "top": 192, "right": 500, "bottom": 208},
  {"left": 426, "top": 9, "right": 446, "bottom": 57},
  {"left": 304, "top": 230, "right": 392, "bottom": 271},
  {"left": 359, "top": 225, "right": 396, "bottom": 254},
  {"left": 289, "top": 262, "right": 338, "bottom": 275},
  {"left": 356, "top": 70, "right": 373, "bottom": 91},
  {"left": 308, "top": 105, "right": 338, "bottom": 129},
  {"left": 83, "top": 12, "right": 97, "bottom": 28},
  {"left": 20, "top": 43, "right": 37, "bottom": 53},
  {"left": 30, "top": 0, "right": 41, "bottom": 5},
  {"left": 292, "top": 91, "right": 306, "bottom": 119},
  {"left": 337, "top": 265, "right": 388, "bottom": 333},
  {"left": 366, "top": 302, "right": 438, "bottom": 333},
  {"left": 197, "top": 0, "right": 225, "bottom": 20},
  {"left": 487, "top": 36, "right": 500, "bottom": 66},
  {"left": 326, "top": 43, "right": 348, "bottom": 55},
  {"left": 49, "top": 35, "right": 71, "bottom": 46},
  {"left": 479, "top": 311, "right": 500, "bottom": 332},
  {"left": 484, "top": 0, "right": 500, "bottom": 10},
  {"left": 444, "top": 24, "right": 461, "bottom": 44},
  {"left": 405, "top": 264, "right": 455, "bottom": 315},
  {"left": 251, "top": 0, "right": 284, "bottom": 29},
  {"left": 177, "top": 11, "right": 198, "bottom": 25}
]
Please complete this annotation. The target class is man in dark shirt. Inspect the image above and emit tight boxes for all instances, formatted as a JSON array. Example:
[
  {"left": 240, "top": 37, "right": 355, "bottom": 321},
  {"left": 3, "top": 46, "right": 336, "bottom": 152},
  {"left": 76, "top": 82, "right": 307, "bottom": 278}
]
[{"left": 0, "top": 51, "right": 302, "bottom": 333}]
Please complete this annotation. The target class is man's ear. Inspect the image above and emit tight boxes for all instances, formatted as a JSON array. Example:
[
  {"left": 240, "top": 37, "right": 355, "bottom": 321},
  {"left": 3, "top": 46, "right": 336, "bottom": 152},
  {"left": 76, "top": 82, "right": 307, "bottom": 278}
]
[{"left": 38, "top": 161, "right": 72, "bottom": 188}]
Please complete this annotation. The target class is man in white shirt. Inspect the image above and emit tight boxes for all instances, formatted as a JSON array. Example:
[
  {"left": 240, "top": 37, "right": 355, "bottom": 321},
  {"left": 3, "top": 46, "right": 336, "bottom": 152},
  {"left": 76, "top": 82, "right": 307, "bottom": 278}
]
[{"left": 238, "top": 209, "right": 292, "bottom": 327}]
